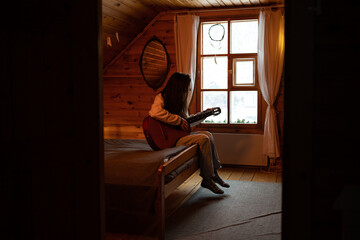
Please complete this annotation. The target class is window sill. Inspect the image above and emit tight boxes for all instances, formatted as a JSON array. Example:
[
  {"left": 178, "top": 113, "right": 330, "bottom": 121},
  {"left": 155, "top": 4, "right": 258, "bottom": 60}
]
[{"left": 193, "top": 124, "right": 264, "bottom": 134}]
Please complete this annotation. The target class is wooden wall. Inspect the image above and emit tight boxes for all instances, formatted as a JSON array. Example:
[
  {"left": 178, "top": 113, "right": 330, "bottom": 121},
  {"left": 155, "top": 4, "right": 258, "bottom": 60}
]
[
  {"left": 103, "top": 14, "right": 177, "bottom": 139},
  {"left": 103, "top": 10, "right": 284, "bottom": 153}
]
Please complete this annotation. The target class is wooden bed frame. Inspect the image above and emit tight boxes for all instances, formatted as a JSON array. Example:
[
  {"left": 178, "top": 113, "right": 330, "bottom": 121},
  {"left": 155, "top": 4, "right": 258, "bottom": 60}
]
[{"left": 156, "top": 144, "right": 199, "bottom": 240}]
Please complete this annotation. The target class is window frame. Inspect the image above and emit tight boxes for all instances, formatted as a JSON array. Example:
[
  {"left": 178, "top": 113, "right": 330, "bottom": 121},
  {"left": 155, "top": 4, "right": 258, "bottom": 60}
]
[{"left": 195, "top": 15, "right": 265, "bottom": 134}]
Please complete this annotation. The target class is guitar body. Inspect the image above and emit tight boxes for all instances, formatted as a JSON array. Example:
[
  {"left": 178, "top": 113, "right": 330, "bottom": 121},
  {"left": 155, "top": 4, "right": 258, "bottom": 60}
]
[
  {"left": 143, "top": 107, "right": 221, "bottom": 150},
  {"left": 143, "top": 116, "right": 189, "bottom": 150}
]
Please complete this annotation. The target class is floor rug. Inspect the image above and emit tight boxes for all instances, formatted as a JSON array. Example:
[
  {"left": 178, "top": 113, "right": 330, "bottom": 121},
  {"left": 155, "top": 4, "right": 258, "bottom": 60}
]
[{"left": 165, "top": 180, "right": 282, "bottom": 240}]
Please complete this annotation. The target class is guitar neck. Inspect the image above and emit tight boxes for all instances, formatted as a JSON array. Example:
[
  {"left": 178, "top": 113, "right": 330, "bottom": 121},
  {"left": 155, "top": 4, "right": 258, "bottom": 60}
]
[{"left": 186, "top": 109, "right": 216, "bottom": 127}]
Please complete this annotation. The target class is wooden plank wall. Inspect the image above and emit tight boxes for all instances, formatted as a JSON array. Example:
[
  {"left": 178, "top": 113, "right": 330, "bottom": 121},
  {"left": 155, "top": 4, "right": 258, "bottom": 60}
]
[
  {"left": 103, "top": 14, "right": 176, "bottom": 139},
  {"left": 103, "top": 11, "right": 284, "bottom": 151}
]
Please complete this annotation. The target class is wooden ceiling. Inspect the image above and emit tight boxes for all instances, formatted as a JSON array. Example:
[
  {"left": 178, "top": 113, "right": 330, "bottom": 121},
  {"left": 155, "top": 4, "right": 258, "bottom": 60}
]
[{"left": 102, "top": 0, "right": 284, "bottom": 67}]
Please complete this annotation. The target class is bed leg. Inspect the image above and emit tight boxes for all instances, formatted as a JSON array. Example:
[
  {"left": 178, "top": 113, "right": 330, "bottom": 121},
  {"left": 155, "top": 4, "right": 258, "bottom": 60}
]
[{"left": 157, "top": 167, "right": 165, "bottom": 240}]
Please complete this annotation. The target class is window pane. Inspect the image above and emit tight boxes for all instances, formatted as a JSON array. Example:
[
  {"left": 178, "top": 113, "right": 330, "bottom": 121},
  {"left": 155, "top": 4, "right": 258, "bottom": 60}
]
[
  {"left": 231, "top": 20, "right": 258, "bottom": 54},
  {"left": 202, "top": 56, "right": 227, "bottom": 89},
  {"left": 202, "top": 22, "right": 228, "bottom": 55},
  {"left": 202, "top": 91, "right": 227, "bottom": 124},
  {"left": 230, "top": 91, "right": 257, "bottom": 124},
  {"left": 234, "top": 59, "right": 255, "bottom": 85}
]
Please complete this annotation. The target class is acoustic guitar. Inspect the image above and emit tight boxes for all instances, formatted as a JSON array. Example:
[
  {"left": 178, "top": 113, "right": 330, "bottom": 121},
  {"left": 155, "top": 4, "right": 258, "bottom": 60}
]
[{"left": 143, "top": 107, "right": 221, "bottom": 150}]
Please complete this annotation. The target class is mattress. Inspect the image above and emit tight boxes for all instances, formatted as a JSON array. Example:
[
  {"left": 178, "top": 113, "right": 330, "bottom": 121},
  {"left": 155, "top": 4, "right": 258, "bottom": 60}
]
[{"left": 104, "top": 139, "right": 188, "bottom": 184}]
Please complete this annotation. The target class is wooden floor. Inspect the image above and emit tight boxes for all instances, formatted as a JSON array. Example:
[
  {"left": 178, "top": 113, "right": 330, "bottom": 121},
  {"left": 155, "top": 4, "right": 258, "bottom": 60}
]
[{"left": 106, "top": 166, "right": 282, "bottom": 240}]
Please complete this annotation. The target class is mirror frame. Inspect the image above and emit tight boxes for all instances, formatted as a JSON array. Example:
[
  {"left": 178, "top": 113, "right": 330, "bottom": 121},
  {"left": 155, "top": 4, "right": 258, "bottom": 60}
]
[{"left": 139, "top": 36, "right": 171, "bottom": 91}]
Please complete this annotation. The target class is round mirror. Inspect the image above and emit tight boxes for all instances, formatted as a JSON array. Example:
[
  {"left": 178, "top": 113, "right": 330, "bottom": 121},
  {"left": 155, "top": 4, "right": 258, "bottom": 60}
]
[{"left": 139, "top": 36, "right": 170, "bottom": 91}]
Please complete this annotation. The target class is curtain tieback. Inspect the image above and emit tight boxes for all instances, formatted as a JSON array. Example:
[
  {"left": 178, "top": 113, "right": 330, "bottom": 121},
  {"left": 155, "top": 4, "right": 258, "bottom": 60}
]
[
  {"left": 269, "top": 104, "right": 277, "bottom": 110},
  {"left": 268, "top": 104, "right": 278, "bottom": 115}
]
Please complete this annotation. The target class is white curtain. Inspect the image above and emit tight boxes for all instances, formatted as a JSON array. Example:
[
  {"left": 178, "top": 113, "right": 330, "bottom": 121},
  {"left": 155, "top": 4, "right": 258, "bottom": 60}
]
[
  {"left": 258, "top": 8, "right": 285, "bottom": 158},
  {"left": 174, "top": 14, "right": 200, "bottom": 113}
]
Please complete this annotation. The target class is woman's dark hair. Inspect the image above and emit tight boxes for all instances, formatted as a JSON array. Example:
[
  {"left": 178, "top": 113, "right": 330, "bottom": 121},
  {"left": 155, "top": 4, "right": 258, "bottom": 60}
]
[{"left": 161, "top": 72, "right": 191, "bottom": 116}]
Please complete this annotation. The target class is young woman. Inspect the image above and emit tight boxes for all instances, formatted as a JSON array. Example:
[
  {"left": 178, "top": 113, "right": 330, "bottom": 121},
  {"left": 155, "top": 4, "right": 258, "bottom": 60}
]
[{"left": 149, "top": 72, "right": 230, "bottom": 194}]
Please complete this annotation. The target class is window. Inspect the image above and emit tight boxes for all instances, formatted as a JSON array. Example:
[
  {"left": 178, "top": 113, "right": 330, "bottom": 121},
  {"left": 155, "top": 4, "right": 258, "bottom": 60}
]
[{"left": 197, "top": 17, "right": 263, "bottom": 133}]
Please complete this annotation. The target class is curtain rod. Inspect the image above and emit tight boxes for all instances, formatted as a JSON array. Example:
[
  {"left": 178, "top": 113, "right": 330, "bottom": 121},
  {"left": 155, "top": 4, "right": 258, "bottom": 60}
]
[{"left": 161, "top": 4, "right": 284, "bottom": 15}]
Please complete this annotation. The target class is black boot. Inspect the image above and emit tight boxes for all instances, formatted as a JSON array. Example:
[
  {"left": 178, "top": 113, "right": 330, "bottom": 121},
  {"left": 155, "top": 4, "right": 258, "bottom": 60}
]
[
  {"left": 201, "top": 178, "right": 224, "bottom": 194},
  {"left": 212, "top": 172, "right": 230, "bottom": 188}
]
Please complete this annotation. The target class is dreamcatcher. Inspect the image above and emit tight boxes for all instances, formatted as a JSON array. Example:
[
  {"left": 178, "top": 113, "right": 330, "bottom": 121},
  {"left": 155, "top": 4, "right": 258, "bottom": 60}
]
[{"left": 208, "top": 23, "right": 225, "bottom": 64}]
